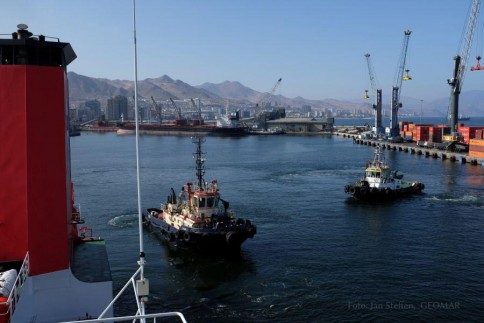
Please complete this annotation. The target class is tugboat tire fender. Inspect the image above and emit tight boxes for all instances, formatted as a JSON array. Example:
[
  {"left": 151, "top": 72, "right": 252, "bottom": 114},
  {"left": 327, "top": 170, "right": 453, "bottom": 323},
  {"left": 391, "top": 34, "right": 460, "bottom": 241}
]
[
  {"left": 175, "top": 230, "right": 183, "bottom": 240},
  {"left": 371, "top": 187, "right": 378, "bottom": 194},
  {"left": 349, "top": 187, "right": 356, "bottom": 194},
  {"left": 169, "top": 232, "right": 176, "bottom": 241},
  {"left": 183, "top": 231, "right": 191, "bottom": 243},
  {"left": 385, "top": 188, "right": 392, "bottom": 194}
]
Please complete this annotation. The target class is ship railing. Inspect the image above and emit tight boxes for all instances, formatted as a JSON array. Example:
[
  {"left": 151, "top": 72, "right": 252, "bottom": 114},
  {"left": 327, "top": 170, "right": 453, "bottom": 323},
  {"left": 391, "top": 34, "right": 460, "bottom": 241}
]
[
  {"left": 60, "top": 265, "right": 187, "bottom": 323},
  {"left": 0, "top": 252, "right": 30, "bottom": 318}
]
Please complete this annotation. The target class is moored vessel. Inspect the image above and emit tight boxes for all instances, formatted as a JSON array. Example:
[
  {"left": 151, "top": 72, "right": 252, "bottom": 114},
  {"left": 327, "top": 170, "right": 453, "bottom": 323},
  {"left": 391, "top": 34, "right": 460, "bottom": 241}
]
[
  {"left": 344, "top": 145, "right": 425, "bottom": 201},
  {"left": 143, "top": 137, "right": 257, "bottom": 251}
]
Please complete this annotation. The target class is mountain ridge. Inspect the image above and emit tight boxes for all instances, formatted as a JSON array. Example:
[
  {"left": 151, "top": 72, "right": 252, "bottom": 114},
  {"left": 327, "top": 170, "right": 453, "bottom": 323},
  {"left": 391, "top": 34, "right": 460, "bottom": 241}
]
[{"left": 67, "top": 72, "right": 484, "bottom": 116}]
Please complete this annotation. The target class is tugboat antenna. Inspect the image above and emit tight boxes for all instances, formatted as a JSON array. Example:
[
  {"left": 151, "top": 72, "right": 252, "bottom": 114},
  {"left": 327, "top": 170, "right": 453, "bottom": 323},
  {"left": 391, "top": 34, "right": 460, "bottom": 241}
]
[{"left": 193, "top": 136, "right": 206, "bottom": 188}]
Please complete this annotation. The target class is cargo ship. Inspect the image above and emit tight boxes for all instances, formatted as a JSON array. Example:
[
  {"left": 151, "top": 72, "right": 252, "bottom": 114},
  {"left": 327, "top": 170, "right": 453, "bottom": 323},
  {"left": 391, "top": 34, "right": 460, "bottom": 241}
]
[
  {"left": 0, "top": 24, "right": 185, "bottom": 323},
  {"left": 0, "top": 24, "right": 115, "bottom": 322},
  {"left": 117, "top": 111, "right": 248, "bottom": 136}
]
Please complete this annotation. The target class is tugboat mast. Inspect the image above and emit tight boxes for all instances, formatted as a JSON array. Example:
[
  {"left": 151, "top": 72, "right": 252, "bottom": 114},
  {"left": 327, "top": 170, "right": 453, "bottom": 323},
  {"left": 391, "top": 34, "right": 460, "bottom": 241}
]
[{"left": 193, "top": 136, "right": 206, "bottom": 188}]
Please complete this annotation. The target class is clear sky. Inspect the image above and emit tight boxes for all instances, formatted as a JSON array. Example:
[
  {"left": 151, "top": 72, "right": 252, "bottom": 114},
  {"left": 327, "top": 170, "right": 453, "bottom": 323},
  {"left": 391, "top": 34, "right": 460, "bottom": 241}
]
[{"left": 2, "top": 0, "right": 484, "bottom": 102}]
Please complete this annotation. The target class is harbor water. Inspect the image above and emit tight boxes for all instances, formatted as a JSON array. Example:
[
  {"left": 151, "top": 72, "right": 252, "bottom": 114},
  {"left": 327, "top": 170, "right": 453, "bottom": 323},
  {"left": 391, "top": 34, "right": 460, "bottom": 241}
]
[{"left": 71, "top": 131, "right": 484, "bottom": 322}]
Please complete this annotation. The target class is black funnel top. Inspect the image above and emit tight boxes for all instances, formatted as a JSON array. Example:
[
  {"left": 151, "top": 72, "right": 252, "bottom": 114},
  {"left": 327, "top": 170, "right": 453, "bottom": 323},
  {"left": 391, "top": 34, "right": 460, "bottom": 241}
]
[{"left": 0, "top": 24, "right": 76, "bottom": 66}]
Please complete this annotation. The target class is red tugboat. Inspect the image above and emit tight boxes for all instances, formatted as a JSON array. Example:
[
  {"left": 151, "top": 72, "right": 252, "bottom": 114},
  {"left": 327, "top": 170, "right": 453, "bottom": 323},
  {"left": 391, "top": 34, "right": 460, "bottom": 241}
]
[
  {"left": 0, "top": 25, "right": 114, "bottom": 322},
  {"left": 143, "top": 137, "right": 257, "bottom": 251}
]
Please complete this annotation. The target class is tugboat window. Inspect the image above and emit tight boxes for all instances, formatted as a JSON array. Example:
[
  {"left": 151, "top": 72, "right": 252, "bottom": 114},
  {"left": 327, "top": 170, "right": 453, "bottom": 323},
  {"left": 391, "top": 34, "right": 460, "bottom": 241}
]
[
  {"left": 199, "top": 198, "right": 206, "bottom": 207},
  {"left": 207, "top": 197, "right": 215, "bottom": 207}
]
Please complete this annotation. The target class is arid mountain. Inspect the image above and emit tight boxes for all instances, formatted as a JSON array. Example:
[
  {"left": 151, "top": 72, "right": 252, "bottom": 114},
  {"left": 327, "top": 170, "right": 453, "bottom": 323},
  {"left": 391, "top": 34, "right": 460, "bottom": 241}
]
[
  {"left": 67, "top": 72, "right": 484, "bottom": 116},
  {"left": 68, "top": 72, "right": 217, "bottom": 104},
  {"left": 67, "top": 72, "right": 371, "bottom": 112}
]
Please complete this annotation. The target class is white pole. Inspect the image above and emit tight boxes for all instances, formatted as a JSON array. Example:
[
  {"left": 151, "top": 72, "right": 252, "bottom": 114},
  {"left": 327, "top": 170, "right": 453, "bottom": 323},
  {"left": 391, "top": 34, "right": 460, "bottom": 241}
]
[{"left": 132, "top": 0, "right": 146, "bottom": 318}]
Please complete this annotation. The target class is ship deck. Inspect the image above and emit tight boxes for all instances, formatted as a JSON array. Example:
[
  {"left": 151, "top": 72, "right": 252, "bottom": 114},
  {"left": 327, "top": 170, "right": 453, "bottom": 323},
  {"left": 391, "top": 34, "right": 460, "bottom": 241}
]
[{"left": 71, "top": 240, "right": 112, "bottom": 282}]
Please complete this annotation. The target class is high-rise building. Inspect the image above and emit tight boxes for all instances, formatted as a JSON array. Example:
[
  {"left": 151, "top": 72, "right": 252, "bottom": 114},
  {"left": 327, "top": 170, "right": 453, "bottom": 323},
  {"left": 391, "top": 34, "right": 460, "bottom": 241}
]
[{"left": 107, "top": 95, "right": 128, "bottom": 120}]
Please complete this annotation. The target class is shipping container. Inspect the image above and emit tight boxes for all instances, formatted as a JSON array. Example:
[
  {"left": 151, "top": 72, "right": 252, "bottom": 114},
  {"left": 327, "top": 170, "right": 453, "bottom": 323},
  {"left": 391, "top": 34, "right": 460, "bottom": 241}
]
[{"left": 469, "top": 151, "right": 484, "bottom": 158}]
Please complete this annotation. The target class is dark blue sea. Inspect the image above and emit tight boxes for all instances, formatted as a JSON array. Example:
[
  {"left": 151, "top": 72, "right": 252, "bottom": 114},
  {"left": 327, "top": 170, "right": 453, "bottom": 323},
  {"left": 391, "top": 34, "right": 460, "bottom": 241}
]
[{"left": 70, "top": 127, "right": 484, "bottom": 322}]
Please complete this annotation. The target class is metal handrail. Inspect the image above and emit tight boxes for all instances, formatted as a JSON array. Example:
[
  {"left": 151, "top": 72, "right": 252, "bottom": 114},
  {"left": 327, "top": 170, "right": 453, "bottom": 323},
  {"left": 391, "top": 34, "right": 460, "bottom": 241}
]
[
  {"left": 0, "top": 252, "right": 30, "bottom": 317},
  {"left": 60, "top": 265, "right": 187, "bottom": 323},
  {"left": 62, "top": 312, "right": 187, "bottom": 323}
]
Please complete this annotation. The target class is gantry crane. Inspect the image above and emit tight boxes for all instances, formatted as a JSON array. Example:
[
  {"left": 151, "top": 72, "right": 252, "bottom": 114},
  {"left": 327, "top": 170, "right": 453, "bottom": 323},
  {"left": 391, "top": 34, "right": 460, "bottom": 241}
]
[
  {"left": 254, "top": 78, "right": 282, "bottom": 129},
  {"left": 151, "top": 96, "right": 162, "bottom": 125},
  {"left": 390, "top": 30, "right": 412, "bottom": 138},
  {"left": 364, "top": 53, "right": 383, "bottom": 135},
  {"left": 447, "top": 0, "right": 481, "bottom": 138}
]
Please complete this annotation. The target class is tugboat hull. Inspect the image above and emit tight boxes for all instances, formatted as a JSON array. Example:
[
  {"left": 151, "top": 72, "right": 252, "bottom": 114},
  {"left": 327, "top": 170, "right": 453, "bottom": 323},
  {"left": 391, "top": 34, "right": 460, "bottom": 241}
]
[
  {"left": 344, "top": 182, "right": 425, "bottom": 201},
  {"left": 344, "top": 145, "right": 425, "bottom": 202},
  {"left": 143, "top": 208, "right": 256, "bottom": 251}
]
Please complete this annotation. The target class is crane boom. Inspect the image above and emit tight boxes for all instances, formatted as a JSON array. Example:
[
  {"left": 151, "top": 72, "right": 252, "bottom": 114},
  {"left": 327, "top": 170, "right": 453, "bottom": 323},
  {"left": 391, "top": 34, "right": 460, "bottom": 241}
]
[
  {"left": 257, "top": 78, "right": 282, "bottom": 111},
  {"left": 169, "top": 98, "right": 183, "bottom": 120},
  {"left": 253, "top": 78, "right": 282, "bottom": 130},
  {"left": 364, "top": 53, "right": 377, "bottom": 93},
  {"left": 364, "top": 53, "right": 383, "bottom": 135},
  {"left": 190, "top": 98, "right": 202, "bottom": 123},
  {"left": 448, "top": 0, "right": 481, "bottom": 135},
  {"left": 390, "top": 30, "right": 412, "bottom": 138},
  {"left": 151, "top": 96, "right": 162, "bottom": 125}
]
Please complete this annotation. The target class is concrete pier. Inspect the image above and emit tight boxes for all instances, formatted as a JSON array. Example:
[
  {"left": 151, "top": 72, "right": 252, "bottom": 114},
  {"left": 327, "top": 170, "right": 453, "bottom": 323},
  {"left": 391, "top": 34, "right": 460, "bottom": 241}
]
[{"left": 333, "top": 130, "right": 484, "bottom": 167}]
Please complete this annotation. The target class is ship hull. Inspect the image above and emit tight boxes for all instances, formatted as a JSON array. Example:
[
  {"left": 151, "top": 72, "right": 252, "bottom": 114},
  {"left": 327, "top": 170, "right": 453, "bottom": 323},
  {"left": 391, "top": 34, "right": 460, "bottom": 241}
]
[
  {"left": 143, "top": 209, "right": 256, "bottom": 252},
  {"left": 117, "top": 123, "right": 248, "bottom": 136},
  {"left": 344, "top": 182, "right": 425, "bottom": 201}
]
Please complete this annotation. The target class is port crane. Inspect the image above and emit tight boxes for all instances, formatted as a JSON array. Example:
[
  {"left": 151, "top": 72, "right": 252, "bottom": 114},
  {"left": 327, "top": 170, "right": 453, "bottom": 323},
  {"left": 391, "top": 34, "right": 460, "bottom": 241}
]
[
  {"left": 390, "top": 29, "right": 412, "bottom": 139},
  {"left": 150, "top": 96, "right": 162, "bottom": 125},
  {"left": 364, "top": 53, "right": 383, "bottom": 135},
  {"left": 254, "top": 78, "right": 282, "bottom": 129},
  {"left": 190, "top": 98, "right": 203, "bottom": 124},
  {"left": 169, "top": 98, "right": 183, "bottom": 120},
  {"left": 447, "top": 0, "right": 481, "bottom": 139}
]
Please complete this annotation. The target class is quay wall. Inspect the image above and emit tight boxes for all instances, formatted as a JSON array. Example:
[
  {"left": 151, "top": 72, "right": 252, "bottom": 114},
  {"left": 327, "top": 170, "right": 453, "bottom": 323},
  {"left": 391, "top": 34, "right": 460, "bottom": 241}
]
[{"left": 333, "top": 129, "right": 484, "bottom": 167}]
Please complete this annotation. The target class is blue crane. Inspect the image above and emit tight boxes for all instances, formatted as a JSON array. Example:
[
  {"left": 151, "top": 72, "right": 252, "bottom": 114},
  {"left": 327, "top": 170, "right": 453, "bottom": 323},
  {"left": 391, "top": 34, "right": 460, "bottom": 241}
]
[
  {"left": 447, "top": 0, "right": 481, "bottom": 138},
  {"left": 390, "top": 30, "right": 412, "bottom": 139},
  {"left": 364, "top": 53, "right": 383, "bottom": 135}
]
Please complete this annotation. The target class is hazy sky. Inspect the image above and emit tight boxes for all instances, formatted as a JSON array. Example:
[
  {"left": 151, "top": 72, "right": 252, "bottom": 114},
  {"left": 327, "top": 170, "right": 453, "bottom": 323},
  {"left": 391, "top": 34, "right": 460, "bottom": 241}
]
[{"left": 2, "top": 0, "right": 484, "bottom": 102}]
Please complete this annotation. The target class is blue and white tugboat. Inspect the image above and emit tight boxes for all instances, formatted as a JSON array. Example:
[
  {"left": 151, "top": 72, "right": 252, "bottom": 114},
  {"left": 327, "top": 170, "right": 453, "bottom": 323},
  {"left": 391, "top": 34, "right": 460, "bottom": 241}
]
[
  {"left": 143, "top": 137, "right": 256, "bottom": 250},
  {"left": 344, "top": 145, "right": 425, "bottom": 201}
]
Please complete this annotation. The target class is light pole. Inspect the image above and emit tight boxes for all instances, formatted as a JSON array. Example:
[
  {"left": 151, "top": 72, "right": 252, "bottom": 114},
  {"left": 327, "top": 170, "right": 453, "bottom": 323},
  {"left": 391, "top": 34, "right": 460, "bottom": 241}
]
[{"left": 420, "top": 99, "right": 423, "bottom": 124}]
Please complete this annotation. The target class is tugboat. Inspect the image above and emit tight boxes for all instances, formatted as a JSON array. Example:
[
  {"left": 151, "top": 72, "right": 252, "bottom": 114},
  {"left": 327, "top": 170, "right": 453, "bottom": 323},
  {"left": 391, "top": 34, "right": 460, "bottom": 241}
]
[
  {"left": 344, "top": 145, "right": 425, "bottom": 201},
  {"left": 143, "top": 137, "right": 257, "bottom": 251}
]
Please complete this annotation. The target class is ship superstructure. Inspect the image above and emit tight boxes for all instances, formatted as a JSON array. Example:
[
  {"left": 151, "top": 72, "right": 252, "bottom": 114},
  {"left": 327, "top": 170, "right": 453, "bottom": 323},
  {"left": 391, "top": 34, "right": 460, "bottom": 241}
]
[{"left": 0, "top": 24, "right": 113, "bottom": 322}]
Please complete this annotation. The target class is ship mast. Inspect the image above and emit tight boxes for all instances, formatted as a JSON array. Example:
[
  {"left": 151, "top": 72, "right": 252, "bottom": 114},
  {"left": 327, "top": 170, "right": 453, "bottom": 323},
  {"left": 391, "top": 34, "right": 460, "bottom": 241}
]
[
  {"left": 193, "top": 137, "right": 206, "bottom": 188},
  {"left": 132, "top": 0, "right": 148, "bottom": 317}
]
